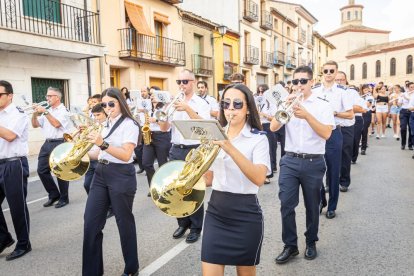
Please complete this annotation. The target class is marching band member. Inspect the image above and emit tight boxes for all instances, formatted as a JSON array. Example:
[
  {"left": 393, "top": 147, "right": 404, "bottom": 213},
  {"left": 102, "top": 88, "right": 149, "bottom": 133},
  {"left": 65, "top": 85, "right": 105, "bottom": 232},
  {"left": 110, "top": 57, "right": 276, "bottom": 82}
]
[
  {"left": 202, "top": 83, "right": 270, "bottom": 276},
  {"left": 360, "top": 84, "right": 374, "bottom": 156},
  {"left": 83, "top": 88, "right": 140, "bottom": 276},
  {"left": 0, "top": 80, "right": 31, "bottom": 261},
  {"left": 197, "top": 81, "right": 219, "bottom": 119},
  {"left": 313, "top": 61, "right": 353, "bottom": 219},
  {"left": 169, "top": 69, "right": 210, "bottom": 244},
  {"left": 142, "top": 93, "right": 171, "bottom": 196},
  {"left": 271, "top": 66, "right": 334, "bottom": 263},
  {"left": 398, "top": 82, "right": 414, "bottom": 150},
  {"left": 31, "top": 87, "right": 71, "bottom": 208}
]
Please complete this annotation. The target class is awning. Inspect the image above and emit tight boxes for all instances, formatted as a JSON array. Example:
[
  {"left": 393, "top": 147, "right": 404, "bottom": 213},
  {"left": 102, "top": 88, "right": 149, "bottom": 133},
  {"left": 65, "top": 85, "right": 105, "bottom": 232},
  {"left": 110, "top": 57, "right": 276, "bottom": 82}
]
[
  {"left": 124, "top": 1, "right": 154, "bottom": 36},
  {"left": 154, "top": 12, "right": 170, "bottom": 25}
]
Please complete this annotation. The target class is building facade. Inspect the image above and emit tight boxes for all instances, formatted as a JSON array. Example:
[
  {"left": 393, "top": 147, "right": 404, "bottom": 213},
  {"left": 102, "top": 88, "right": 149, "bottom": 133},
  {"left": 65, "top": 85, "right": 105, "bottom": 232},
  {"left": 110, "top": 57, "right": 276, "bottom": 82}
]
[
  {"left": 0, "top": 0, "right": 104, "bottom": 153},
  {"left": 313, "top": 31, "right": 336, "bottom": 82}
]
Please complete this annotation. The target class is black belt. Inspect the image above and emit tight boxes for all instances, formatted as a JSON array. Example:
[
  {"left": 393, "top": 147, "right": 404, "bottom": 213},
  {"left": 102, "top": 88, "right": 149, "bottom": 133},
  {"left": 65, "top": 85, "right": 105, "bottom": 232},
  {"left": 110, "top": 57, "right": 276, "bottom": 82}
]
[
  {"left": 46, "top": 138, "right": 64, "bottom": 142},
  {"left": 286, "top": 152, "right": 323, "bottom": 159},
  {"left": 335, "top": 125, "right": 341, "bottom": 129},
  {"left": 0, "top": 157, "right": 23, "bottom": 164},
  {"left": 152, "top": 131, "right": 168, "bottom": 134},
  {"left": 172, "top": 144, "right": 199, "bottom": 149}
]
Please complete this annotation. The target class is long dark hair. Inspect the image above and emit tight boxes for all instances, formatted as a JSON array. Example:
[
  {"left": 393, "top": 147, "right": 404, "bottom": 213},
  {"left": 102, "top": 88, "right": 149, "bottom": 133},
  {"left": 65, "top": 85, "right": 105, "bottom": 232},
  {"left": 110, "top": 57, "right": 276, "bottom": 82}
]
[
  {"left": 120, "top": 87, "right": 131, "bottom": 100},
  {"left": 219, "top": 84, "right": 262, "bottom": 130},
  {"left": 102, "top": 87, "right": 136, "bottom": 123}
]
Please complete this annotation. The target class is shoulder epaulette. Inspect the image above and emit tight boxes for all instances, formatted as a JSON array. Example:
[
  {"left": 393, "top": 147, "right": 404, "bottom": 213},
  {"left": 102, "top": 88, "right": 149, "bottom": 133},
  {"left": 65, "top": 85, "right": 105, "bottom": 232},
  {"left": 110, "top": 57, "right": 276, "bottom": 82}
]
[
  {"left": 337, "top": 84, "right": 347, "bottom": 90},
  {"left": 251, "top": 128, "right": 267, "bottom": 135},
  {"left": 312, "top": 83, "right": 322, "bottom": 89},
  {"left": 16, "top": 106, "right": 24, "bottom": 113}
]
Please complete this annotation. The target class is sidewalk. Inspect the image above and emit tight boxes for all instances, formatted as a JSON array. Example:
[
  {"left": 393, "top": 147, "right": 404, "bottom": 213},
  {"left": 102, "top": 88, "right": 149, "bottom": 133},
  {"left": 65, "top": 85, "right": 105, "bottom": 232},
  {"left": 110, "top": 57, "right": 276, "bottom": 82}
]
[{"left": 28, "top": 154, "right": 39, "bottom": 178}]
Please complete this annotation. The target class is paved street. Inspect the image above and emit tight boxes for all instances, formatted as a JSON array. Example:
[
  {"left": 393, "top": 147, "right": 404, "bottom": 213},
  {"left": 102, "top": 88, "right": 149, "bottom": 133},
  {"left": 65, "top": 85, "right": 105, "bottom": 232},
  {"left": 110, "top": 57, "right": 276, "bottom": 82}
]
[{"left": 1, "top": 133, "right": 414, "bottom": 276}]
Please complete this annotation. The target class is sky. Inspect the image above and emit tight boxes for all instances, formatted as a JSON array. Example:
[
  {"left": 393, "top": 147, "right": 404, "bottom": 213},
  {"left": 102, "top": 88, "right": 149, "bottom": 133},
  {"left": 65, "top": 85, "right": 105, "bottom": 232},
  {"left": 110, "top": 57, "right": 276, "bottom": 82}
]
[{"left": 284, "top": 0, "right": 414, "bottom": 41}]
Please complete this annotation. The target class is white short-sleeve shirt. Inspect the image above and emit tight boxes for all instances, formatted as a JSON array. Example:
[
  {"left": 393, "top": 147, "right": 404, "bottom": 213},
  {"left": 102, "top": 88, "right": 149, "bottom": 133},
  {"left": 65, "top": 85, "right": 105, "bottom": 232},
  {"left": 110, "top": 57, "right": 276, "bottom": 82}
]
[
  {"left": 37, "top": 103, "right": 70, "bottom": 139},
  {"left": 341, "top": 88, "right": 365, "bottom": 126},
  {"left": 98, "top": 116, "right": 139, "bottom": 164},
  {"left": 209, "top": 123, "right": 271, "bottom": 194},
  {"left": 199, "top": 94, "right": 219, "bottom": 119},
  {"left": 170, "top": 93, "right": 210, "bottom": 145},
  {"left": 255, "top": 96, "right": 276, "bottom": 124},
  {"left": 284, "top": 93, "right": 335, "bottom": 155},
  {"left": 399, "top": 91, "right": 414, "bottom": 108},
  {"left": 313, "top": 83, "right": 353, "bottom": 126},
  {"left": 0, "top": 103, "right": 29, "bottom": 158}
]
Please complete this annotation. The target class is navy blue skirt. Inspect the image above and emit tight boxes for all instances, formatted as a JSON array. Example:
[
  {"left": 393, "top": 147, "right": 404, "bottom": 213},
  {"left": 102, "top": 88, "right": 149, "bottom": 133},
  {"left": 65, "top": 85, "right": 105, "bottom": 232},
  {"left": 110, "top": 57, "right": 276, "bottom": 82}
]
[{"left": 201, "top": 190, "right": 264, "bottom": 266}]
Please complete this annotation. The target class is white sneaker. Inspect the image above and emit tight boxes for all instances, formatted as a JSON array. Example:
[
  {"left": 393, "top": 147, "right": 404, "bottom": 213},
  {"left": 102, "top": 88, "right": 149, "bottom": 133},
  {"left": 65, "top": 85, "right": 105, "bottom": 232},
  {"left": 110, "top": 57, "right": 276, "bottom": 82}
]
[
  {"left": 376, "top": 135, "right": 380, "bottom": 139},
  {"left": 393, "top": 134, "right": 398, "bottom": 138},
  {"left": 381, "top": 134, "right": 386, "bottom": 138}
]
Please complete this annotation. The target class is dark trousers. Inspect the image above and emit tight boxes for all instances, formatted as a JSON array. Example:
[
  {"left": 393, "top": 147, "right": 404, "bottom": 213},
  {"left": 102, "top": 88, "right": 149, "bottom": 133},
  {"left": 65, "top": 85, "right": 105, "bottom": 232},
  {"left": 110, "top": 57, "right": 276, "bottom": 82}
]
[
  {"left": 400, "top": 109, "right": 413, "bottom": 148},
  {"left": 275, "top": 126, "right": 286, "bottom": 167},
  {"left": 134, "top": 144, "right": 144, "bottom": 170},
  {"left": 83, "top": 163, "right": 138, "bottom": 276},
  {"left": 352, "top": 116, "right": 364, "bottom": 162},
  {"left": 321, "top": 128, "right": 343, "bottom": 211},
  {"left": 340, "top": 126, "right": 354, "bottom": 188},
  {"left": 279, "top": 155, "right": 326, "bottom": 247},
  {"left": 361, "top": 111, "right": 372, "bottom": 150},
  {"left": 142, "top": 132, "right": 171, "bottom": 186},
  {"left": 0, "top": 157, "right": 30, "bottom": 250},
  {"left": 409, "top": 113, "right": 414, "bottom": 138},
  {"left": 262, "top": 123, "right": 276, "bottom": 175},
  {"left": 169, "top": 146, "right": 204, "bottom": 233},
  {"left": 83, "top": 160, "right": 98, "bottom": 194},
  {"left": 37, "top": 141, "right": 69, "bottom": 201}
]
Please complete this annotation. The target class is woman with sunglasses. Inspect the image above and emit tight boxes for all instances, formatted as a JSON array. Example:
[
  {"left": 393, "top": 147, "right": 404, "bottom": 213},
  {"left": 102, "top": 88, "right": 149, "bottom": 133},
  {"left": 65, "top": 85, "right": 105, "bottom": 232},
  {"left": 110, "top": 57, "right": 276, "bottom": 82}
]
[
  {"left": 83, "top": 87, "right": 140, "bottom": 276},
  {"left": 202, "top": 84, "right": 270, "bottom": 276}
]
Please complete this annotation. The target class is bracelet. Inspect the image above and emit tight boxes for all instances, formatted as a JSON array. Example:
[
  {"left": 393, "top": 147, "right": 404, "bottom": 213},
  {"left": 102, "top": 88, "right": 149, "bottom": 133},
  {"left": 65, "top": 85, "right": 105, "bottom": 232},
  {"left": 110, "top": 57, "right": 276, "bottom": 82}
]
[{"left": 99, "top": 140, "right": 109, "bottom": 151}]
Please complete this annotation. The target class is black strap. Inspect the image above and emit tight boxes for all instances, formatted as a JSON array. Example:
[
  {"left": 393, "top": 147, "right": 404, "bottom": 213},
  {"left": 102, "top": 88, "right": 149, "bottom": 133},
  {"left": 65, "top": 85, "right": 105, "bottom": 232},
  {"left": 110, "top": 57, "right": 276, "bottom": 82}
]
[{"left": 104, "top": 116, "right": 125, "bottom": 139}]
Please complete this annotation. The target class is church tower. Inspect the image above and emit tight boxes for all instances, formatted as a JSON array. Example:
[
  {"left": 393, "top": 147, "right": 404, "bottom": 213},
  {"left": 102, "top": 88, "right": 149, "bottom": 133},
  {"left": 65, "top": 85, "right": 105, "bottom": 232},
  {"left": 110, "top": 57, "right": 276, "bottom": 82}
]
[{"left": 340, "top": 0, "right": 364, "bottom": 26}]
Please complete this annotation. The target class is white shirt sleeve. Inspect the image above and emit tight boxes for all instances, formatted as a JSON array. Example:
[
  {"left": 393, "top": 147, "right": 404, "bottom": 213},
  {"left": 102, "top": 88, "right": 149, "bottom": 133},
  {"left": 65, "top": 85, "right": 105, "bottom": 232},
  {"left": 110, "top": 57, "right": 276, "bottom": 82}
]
[
  {"left": 341, "top": 90, "right": 354, "bottom": 111},
  {"left": 318, "top": 102, "right": 335, "bottom": 127},
  {"left": 54, "top": 108, "right": 71, "bottom": 130},
  {"left": 252, "top": 135, "right": 271, "bottom": 175},
  {"left": 408, "top": 95, "right": 414, "bottom": 108},
  {"left": 5, "top": 112, "right": 27, "bottom": 137},
  {"left": 122, "top": 119, "right": 140, "bottom": 146},
  {"left": 209, "top": 97, "right": 219, "bottom": 112},
  {"left": 37, "top": 114, "right": 45, "bottom": 127}
]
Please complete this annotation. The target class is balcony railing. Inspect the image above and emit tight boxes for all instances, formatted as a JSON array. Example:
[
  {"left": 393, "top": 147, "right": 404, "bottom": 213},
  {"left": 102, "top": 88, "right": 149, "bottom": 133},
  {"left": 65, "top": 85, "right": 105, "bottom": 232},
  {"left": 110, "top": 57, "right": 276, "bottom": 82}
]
[
  {"left": 286, "top": 56, "right": 297, "bottom": 69},
  {"left": 244, "top": 45, "right": 259, "bottom": 65},
  {"left": 192, "top": 54, "right": 213, "bottom": 77},
  {"left": 261, "top": 51, "right": 273, "bottom": 68},
  {"left": 243, "top": 0, "right": 258, "bottom": 22},
  {"left": 260, "top": 10, "right": 272, "bottom": 30},
  {"left": 119, "top": 28, "right": 185, "bottom": 67},
  {"left": 273, "top": 51, "right": 285, "bottom": 66},
  {"left": 0, "top": 0, "right": 100, "bottom": 44},
  {"left": 223, "top": 61, "right": 238, "bottom": 80},
  {"left": 298, "top": 29, "right": 306, "bottom": 44}
]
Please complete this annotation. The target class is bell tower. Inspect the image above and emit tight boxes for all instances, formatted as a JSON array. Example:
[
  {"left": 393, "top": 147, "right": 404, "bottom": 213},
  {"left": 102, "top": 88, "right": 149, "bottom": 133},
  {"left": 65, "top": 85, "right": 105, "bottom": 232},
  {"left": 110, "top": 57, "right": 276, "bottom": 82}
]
[{"left": 340, "top": 0, "right": 364, "bottom": 27}]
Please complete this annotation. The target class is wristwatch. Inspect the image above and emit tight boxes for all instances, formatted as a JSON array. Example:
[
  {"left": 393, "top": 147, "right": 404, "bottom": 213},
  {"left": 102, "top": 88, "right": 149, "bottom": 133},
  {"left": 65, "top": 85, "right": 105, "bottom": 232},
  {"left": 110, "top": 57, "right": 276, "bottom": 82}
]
[
  {"left": 99, "top": 141, "right": 109, "bottom": 151},
  {"left": 334, "top": 111, "right": 338, "bottom": 116},
  {"left": 43, "top": 111, "right": 50, "bottom": 116}
]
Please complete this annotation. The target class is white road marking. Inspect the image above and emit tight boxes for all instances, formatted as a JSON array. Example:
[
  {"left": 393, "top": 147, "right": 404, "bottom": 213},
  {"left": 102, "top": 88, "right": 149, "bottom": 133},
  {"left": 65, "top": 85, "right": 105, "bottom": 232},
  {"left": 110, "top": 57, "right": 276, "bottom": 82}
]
[{"left": 2, "top": 196, "right": 48, "bottom": 212}]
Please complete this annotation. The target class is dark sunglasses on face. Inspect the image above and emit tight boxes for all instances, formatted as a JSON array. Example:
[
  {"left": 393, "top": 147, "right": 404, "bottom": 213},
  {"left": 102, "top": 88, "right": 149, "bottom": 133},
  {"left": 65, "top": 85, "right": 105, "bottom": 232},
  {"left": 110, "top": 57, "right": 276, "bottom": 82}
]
[
  {"left": 100, "top": 101, "right": 116, "bottom": 108},
  {"left": 323, "top": 69, "right": 335, "bottom": 74},
  {"left": 292, "top": 78, "right": 310, "bottom": 85},
  {"left": 176, "top": 79, "right": 192, "bottom": 85},
  {"left": 221, "top": 98, "right": 244, "bottom": 110}
]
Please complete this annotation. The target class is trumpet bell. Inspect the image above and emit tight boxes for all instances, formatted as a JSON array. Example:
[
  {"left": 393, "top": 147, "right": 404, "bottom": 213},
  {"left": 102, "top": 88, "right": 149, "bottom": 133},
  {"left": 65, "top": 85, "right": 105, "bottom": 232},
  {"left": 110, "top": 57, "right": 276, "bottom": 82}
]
[
  {"left": 149, "top": 160, "right": 206, "bottom": 218},
  {"left": 154, "top": 110, "right": 168, "bottom": 122},
  {"left": 275, "top": 110, "right": 291, "bottom": 125},
  {"left": 49, "top": 142, "right": 90, "bottom": 181}
]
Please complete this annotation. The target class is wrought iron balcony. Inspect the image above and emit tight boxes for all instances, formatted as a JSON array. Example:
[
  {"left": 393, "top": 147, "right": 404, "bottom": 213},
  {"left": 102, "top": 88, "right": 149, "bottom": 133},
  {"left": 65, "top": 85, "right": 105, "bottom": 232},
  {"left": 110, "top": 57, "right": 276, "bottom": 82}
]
[
  {"left": 260, "top": 10, "right": 272, "bottom": 30},
  {"left": 119, "top": 28, "right": 185, "bottom": 67},
  {"left": 192, "top": 54, "right": 213, "bottom": 77},
  {"left": 160, "top": 0, "right": 183, "bottom": 4},
  {"left": 273, "top": 51, "right": 285, "bottom": 66},
  {"left": 0, "top": 0, "right": 100, "bottom": 44},
  {"left": 223, "top": 61, "right": 238, "bottom": 80},
  {"left": 261, "top": 51, "right": 273, "bottom": 68},
  {"left": 286, "top": 56, "right": 297, "bottom": 70},
  {"left": 298, "top": 29, "right": 306, "bottom": 44},
  {"left": 243, "top": 0, "right": 258, "bottom": 22},
  {"left": 244, "top": 45, "right": 259, "bottom": 65}
]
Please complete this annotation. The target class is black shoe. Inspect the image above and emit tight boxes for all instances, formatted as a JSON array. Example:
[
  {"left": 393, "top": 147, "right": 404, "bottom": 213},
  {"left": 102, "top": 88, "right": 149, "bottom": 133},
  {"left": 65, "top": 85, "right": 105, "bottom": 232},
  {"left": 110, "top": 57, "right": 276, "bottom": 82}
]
[
  {"left": 0, "top": 238, "right": 15, "bottom": 254},
  {"left": 172, "top": 226, "right": 189, "bottom": 239},
  {"left": 55, "top": 200, "right": 69, "bottom": 208},
  {"left": 351, "top": 160, "right": 356, "bottom": 164},
  {"left": 386, "top": 124, "right": 391, "bottom": 128},
  {"left": 136, "top": 169, "right": 144, "bottom": 174},
  {"left": 326, "top": 210, "right": 336, "bottom": 219},
  {"left": 121, "top": 272, "right": 138, "bottom": 276},
  {"left": 340, "top": 185, "right": 348, "bottom": 192},
  {"left": 361, "top": 150, "right": 366, "bottom": 155},
  {"left": 305, "top": 244, "right": 317, "bottom": 260},
  {"left": 409, "top": 146, "right": 413, "bottom": 150},
  {"left": 185, "top": 232, "right": 200, "bottom": 243},
  {"left": 412, "top": 155, "right": 414, "bottom": 159},
  {"left": 147, "top": 192, "right": 151, "bottom": 197},
  {"left": 401, "top": 146, "right": 405, "bottom": 150},
  {"left": 319, "top": 202, "right": 327, "bottom": 214},
  {"left": 275, "top": 246, "right": 299, "bottom": 264},
  {"left": 43, "top": 197, "right": 59, "bottom": 207},
  {"left": 6, "top": 246, "right": 32, "bottom": 261}
]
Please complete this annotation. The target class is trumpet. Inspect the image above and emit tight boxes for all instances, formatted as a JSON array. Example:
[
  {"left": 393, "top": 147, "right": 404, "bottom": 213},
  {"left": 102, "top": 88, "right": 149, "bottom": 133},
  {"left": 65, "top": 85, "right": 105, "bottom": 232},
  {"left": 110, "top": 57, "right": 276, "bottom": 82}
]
[
  {"left": 20, "top": 95, "right": 49, "bottom": 114},
  {"left": 154, "top": 91, "right": 185, "bottom": 122},
  {"left": 274, "top": 91, "right": 304, "bottom": 124}
]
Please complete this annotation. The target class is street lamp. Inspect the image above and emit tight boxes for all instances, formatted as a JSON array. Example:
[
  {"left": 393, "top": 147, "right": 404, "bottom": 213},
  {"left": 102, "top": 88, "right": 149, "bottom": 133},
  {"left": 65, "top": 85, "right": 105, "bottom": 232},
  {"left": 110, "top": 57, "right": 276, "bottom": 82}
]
[{"left": 211, "top": 25, "right": 227, "bottom": 41}]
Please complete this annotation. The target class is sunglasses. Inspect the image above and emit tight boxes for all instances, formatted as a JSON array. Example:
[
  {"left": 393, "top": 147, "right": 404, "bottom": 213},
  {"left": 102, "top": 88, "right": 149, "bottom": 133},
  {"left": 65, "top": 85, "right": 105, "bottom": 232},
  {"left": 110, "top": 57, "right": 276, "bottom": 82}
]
[
  {"left": 292, "top": 78, "right": 310, "bottom": 85},
  {"left": 221, "top": 98, "right": 244, "bottom": 110},
  {"left": 100, "top": 101, "right": 116, "bottom": 108},
  {"left": 323, "top": 69, "right": 336, "bottom": 74},
  {"left": 176, "top": 79, "right": 192, "bottom": 85}
]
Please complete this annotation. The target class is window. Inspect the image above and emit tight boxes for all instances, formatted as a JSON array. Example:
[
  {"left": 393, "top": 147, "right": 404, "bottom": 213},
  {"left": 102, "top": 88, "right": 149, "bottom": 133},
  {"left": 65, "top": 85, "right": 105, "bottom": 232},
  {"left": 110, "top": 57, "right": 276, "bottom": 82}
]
[
  {"left": 23, "top": 0, "right": 61, "bottom": 23},
  {"left": 274, "top": 19, "right": 278, "bottom": 30},
  {"left": 223, "top": 44, "right": 232, "bottom": 62},
  {"left": 287, "top": 27, "right": 290, "bottom": 37},
  {"left": 31, "top": 78, "right": 66, "bottom": 104},
  {"left": 362, "top": 62, "right": 367, "bottom": 79},
  {"left": 407, "top": 55, "right": 413, "bottom": 74},
  {"left": 110, "top": 68, "right": 120, "bottom": 88},
  {"left": 375, "top": 60, "right": 381, "bottom": 78},
  {"left": 390, "top": 58, "right": 396, "bottom": 76},
  {"left": 347, "top": 11, "right": 350, "bottom": 20},
  {"left": 350, "top": 64, "right": 355, "bottom": 80},
  {"left": 355, "top": 11, "right": 358, "bottom": 19}
]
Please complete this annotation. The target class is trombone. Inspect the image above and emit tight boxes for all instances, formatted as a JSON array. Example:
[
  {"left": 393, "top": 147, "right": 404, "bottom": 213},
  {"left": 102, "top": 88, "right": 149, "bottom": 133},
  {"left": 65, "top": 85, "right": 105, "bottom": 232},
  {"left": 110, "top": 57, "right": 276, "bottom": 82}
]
[{"left": 154, "top": 91, "right": 184, "bottom": 122}]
